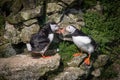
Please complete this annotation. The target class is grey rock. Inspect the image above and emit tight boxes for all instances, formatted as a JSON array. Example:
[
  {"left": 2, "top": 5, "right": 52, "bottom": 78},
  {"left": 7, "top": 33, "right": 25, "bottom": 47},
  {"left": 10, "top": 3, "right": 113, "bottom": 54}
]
[
  {"left": 23, "top": 19, "right": 38, "bottom": 26},
  {"left": 20, "top": 23, "right": 40, "bottom": 43},
  {"left": 52, "top": 54, "right": 91, "bottom": 80},
  {"left": 46, "top": 3, "right": 64, "bottom": 23},
  {"left": 0, "top": 43, "right": 16, "bottom": 57},
  {"left": 7, "top": 6, "right": 42, "bottom": 24},
  {"left": 58, "top": 13, "right": 84, "bottom": 30},
  {"left": 60, "top": 0, "right": 75, "bottom": 5},
  {"left": 47, "top": 3, "right": 63, "bottom": 13},
  {"left": 86, "top": 1, "right": 103, "bottom": 14},
  {"left": 94, "top": 1, "right": 103, "bottom": 14},
  {"left": 47, "top": 13, "right": 62, "bottom": 23},
  {"left": 93, "top": 55, "right": 109, "bottom": 68},
  {"left": 4, "top": 21, "right": 40, "bottom": 44},
  {"left": 20, "top": 6, "right": 41, "bottom": 20},
  {"left": 4, "top": 21, "right": 20, "bottom": 44},
  {"left": 67, "top": 54, "right": 87, "bottom": 67},
  {"left": 54, "top": 67, "right": 86, "bottom": 80},
  {"left": 91, "top": 68, "right": 101, "bottom": 77},
  {"left": 0, "top": 54, "right": 60, "bottom": 80}
]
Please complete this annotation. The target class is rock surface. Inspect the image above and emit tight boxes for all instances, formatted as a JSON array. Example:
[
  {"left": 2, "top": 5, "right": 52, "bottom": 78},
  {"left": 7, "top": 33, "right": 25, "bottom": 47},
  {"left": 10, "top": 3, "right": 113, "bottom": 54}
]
[
  {"left": 0, "top": 0, "right": 111, "bottom": 80},
  {"left": 20, "top": 23, "right": 40, "bottom": 43},
  {"left": 93, "top": 54, "right": 109, "bottom": 68},
  {"left": 4, "top": 21, "right": 20, "bottom": 44},
  {"left": 54, "top": 67, "right": 86, "bottom": 80},
  {"left": 0, "top": 54, "right": 60, "bottom": 80},
  {"left": 67, "top": 54, "right": 87, "bottom": 67},
  {"left": 7, "top": 5, "right": 42, "bottom": 24},
  {"left": 0, "top": 43, "right": 16, "bottom": 57},
  {"left": 4, "top": 21, "right": 40, "bottom": 44},
  {"left": 52, "top": 54, "right": 91, "bottom": 80},
  {"left": 91, "top": 54, "right": 109, "bottom": 77}
]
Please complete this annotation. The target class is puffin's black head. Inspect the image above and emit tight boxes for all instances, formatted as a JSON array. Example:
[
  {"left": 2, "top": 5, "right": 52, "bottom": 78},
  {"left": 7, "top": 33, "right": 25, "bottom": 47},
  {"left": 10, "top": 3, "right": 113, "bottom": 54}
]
[
  {"left": 49, "top": 22, "right": 62, "bottom": 34},
  {"left": 65, "top": 25, "right": 77, "bottom": 34}
]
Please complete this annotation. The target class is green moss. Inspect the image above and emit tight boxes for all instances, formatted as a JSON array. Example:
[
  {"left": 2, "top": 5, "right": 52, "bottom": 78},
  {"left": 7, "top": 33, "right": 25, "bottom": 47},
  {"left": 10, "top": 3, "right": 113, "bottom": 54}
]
[
  {"left": 82, "top": 0, "right": 97, "bottom": 9},
  {"left": 58, "top": 42, "right": 79, "bottom": 66},
  {"left": 82, "top": 11, "right": 120, "bottom": 54},
  {"left": 82, "top": 1, "right": 120, "bottom": 79}
]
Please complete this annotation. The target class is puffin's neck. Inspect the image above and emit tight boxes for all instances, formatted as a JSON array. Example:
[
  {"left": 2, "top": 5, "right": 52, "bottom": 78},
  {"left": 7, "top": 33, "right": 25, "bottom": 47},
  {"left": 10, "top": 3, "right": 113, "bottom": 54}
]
[
  {"left": 43, "top": 24, "right": 53, "bottom": 34},
  {"left": 47, "top": 26, "right": 53, "bottom": 34},
  {"left": 71, "top": 29, "right": 88, "bottom": 36},
  {"left": 71, "top": 29, "right": 79, "bottom": 36},
  {"left": 38, "top": 24, "right": 53, "bottom": 37}
]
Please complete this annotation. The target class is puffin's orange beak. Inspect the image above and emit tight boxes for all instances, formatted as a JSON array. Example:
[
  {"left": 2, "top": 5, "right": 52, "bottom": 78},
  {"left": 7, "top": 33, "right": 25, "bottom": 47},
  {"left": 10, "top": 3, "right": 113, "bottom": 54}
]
[
  {"left": 60, "top": 28, "right": 65, "bottom": 34},
  {"left": 56, "top": 28, "right": 65, "bottom": 34}
]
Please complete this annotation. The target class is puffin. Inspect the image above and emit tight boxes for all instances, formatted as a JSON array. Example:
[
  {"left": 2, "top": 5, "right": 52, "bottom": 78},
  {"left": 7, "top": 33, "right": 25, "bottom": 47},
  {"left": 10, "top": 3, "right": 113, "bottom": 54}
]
[
  {"left": 26, "top": 22, "right": 62, "bottom": 58},
  {"left": 61, "top": 25, "right": 97, "bottom": 65}
]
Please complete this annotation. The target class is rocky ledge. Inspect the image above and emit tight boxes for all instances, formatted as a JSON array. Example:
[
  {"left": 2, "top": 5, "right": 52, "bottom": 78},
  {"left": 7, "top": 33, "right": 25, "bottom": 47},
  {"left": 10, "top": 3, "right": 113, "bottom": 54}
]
[{"left": 0, "top": 54, "right": 60, "bottom": 80}]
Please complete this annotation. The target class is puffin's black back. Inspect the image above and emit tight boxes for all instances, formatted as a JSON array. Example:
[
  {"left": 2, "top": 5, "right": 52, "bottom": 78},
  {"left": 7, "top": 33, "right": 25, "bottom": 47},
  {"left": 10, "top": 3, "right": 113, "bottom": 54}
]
[
  {"left": 30, "top": 33, "right": 49, "bottom": 52},
  {"left": 30, "top": 22, "right": 56, "bottom": 52},
  {"left": 72, "top": 29, "right": 88, "bottom": 36}
]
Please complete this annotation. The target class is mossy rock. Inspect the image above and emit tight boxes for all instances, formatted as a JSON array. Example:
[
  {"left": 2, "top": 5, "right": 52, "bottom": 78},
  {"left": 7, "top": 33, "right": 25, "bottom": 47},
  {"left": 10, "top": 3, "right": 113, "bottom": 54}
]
[{"left": 0, "top": 43, "right": 16, "bottom": 57}]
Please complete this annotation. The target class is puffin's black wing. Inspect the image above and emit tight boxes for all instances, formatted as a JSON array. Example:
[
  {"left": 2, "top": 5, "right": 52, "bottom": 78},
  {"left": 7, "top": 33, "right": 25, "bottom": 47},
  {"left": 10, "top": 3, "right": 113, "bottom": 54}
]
[{"left": 30, "top": 33, "right": 50, "bottom": 52}]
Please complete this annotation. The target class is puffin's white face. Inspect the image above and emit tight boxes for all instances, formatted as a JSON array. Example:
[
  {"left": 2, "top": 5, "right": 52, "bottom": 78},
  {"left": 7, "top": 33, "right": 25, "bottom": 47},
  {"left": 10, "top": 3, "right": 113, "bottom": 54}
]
[
  {"left": 66, "top": 25, "right": 76, "bottom": 34},
  {"left": 50, "top": 24, "right": 59, "bottom": 32}
]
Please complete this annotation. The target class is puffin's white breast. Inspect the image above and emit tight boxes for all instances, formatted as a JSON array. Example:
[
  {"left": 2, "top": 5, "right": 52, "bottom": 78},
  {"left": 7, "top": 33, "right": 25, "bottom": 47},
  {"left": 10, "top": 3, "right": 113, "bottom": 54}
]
[
  {"left": 72, "top": 36, "right": 91, "bottom": 44},
  {"left": 48, "top": 33, "right": 54, "bottom": 42},
  {"left": 26, "top": 43, "right": 32, "bottom": 51},
  {"left": 72, "top": 36, "right": 94, "bottom": 53}
]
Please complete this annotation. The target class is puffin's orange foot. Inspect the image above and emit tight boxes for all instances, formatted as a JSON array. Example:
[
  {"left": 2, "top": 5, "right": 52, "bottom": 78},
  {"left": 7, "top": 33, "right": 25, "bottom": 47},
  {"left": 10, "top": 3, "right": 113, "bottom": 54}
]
[
  {"left": 84, "top": 57, "right": 90, "bottom": 65},
  {"left": 42, "top": 56, "right": 51, "bottom": 58},
  {"left": 73, "top": 53, "right": 82, "bottom": 57}
]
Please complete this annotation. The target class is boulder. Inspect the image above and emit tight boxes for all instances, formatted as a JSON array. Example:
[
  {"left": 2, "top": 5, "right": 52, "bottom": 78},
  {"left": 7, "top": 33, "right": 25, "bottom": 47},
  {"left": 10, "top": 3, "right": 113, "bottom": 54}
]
[
  {"left": 59, "top": 13, "right": 84, "bottom": 29},
  {"left": 4, "top": 21, "right": 20, "bottom": 44},
  {"left": 67, "top": 54, "right": 87, "bottom": 67},
  {"left": 94, "top": 1, "right": 103, "bottom": 14},
  {"left": 47, "top": 3, "right": 63, "bottom": 14},
  {"left": 47, "top": 13, "right": 62, "bottom": 23},
  {"left": 20, "top": 23, "right": 40, "bottom": 43},
  {"left": 93, "top": 55, "right": 109, "bottom": 68},
  {"left": 7, "top": 6, "right": 42, "bottom": 24},
  {"left": 86, "top": 1, "right": 103, "bottom": 14},
  {"left": 52, "top": 54, "right": 91, "bottom": 80},
  {"left": 0, "top": 54, "right": 60, "bottom": 80},
  {"left": 0, "top": 43, "right": 16, "bottom": 57},
  {"left": 47, "top": 3, "right": 63, "bottom": 23},
  {"left": 91, "top": 68, "right": 101, "bottom": 77},
  {"left": 91, "top": 54, "right": 109, "bottom": 77},
  {"left": 54, "top": 67, "right": 86, "bottom": 80},
  {"left": 4, "top": 21, "right": 40, "bottom": 44}
]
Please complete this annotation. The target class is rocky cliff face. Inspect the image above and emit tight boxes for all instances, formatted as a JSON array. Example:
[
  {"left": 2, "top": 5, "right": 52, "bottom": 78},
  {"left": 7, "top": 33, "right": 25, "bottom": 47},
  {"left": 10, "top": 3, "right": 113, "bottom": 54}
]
[
  {"left": 0, "top": 53, "right": 109, "bottom": 80},
  {"left": 1, "top": 0, "right": 85, "bottom": 56},
  {"left": 0, "top": 0, "right": 108, "bottom": 80}
]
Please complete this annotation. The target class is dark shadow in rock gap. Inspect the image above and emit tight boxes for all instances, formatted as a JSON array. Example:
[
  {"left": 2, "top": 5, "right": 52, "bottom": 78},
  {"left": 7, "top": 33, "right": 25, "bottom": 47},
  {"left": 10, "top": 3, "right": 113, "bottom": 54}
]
[{"left": 12, "top": 42, "right": 26, "bottom": 54}]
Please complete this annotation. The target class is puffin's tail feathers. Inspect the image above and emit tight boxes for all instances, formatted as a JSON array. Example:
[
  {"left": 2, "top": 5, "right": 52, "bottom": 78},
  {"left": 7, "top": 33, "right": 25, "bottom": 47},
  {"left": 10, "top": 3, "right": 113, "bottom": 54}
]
[
  {"left": 94, "top": 42, "right": 99, "bottom": 52},
  {"left": 26, "top": 43, "right": 32, "bottom": 51}
]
